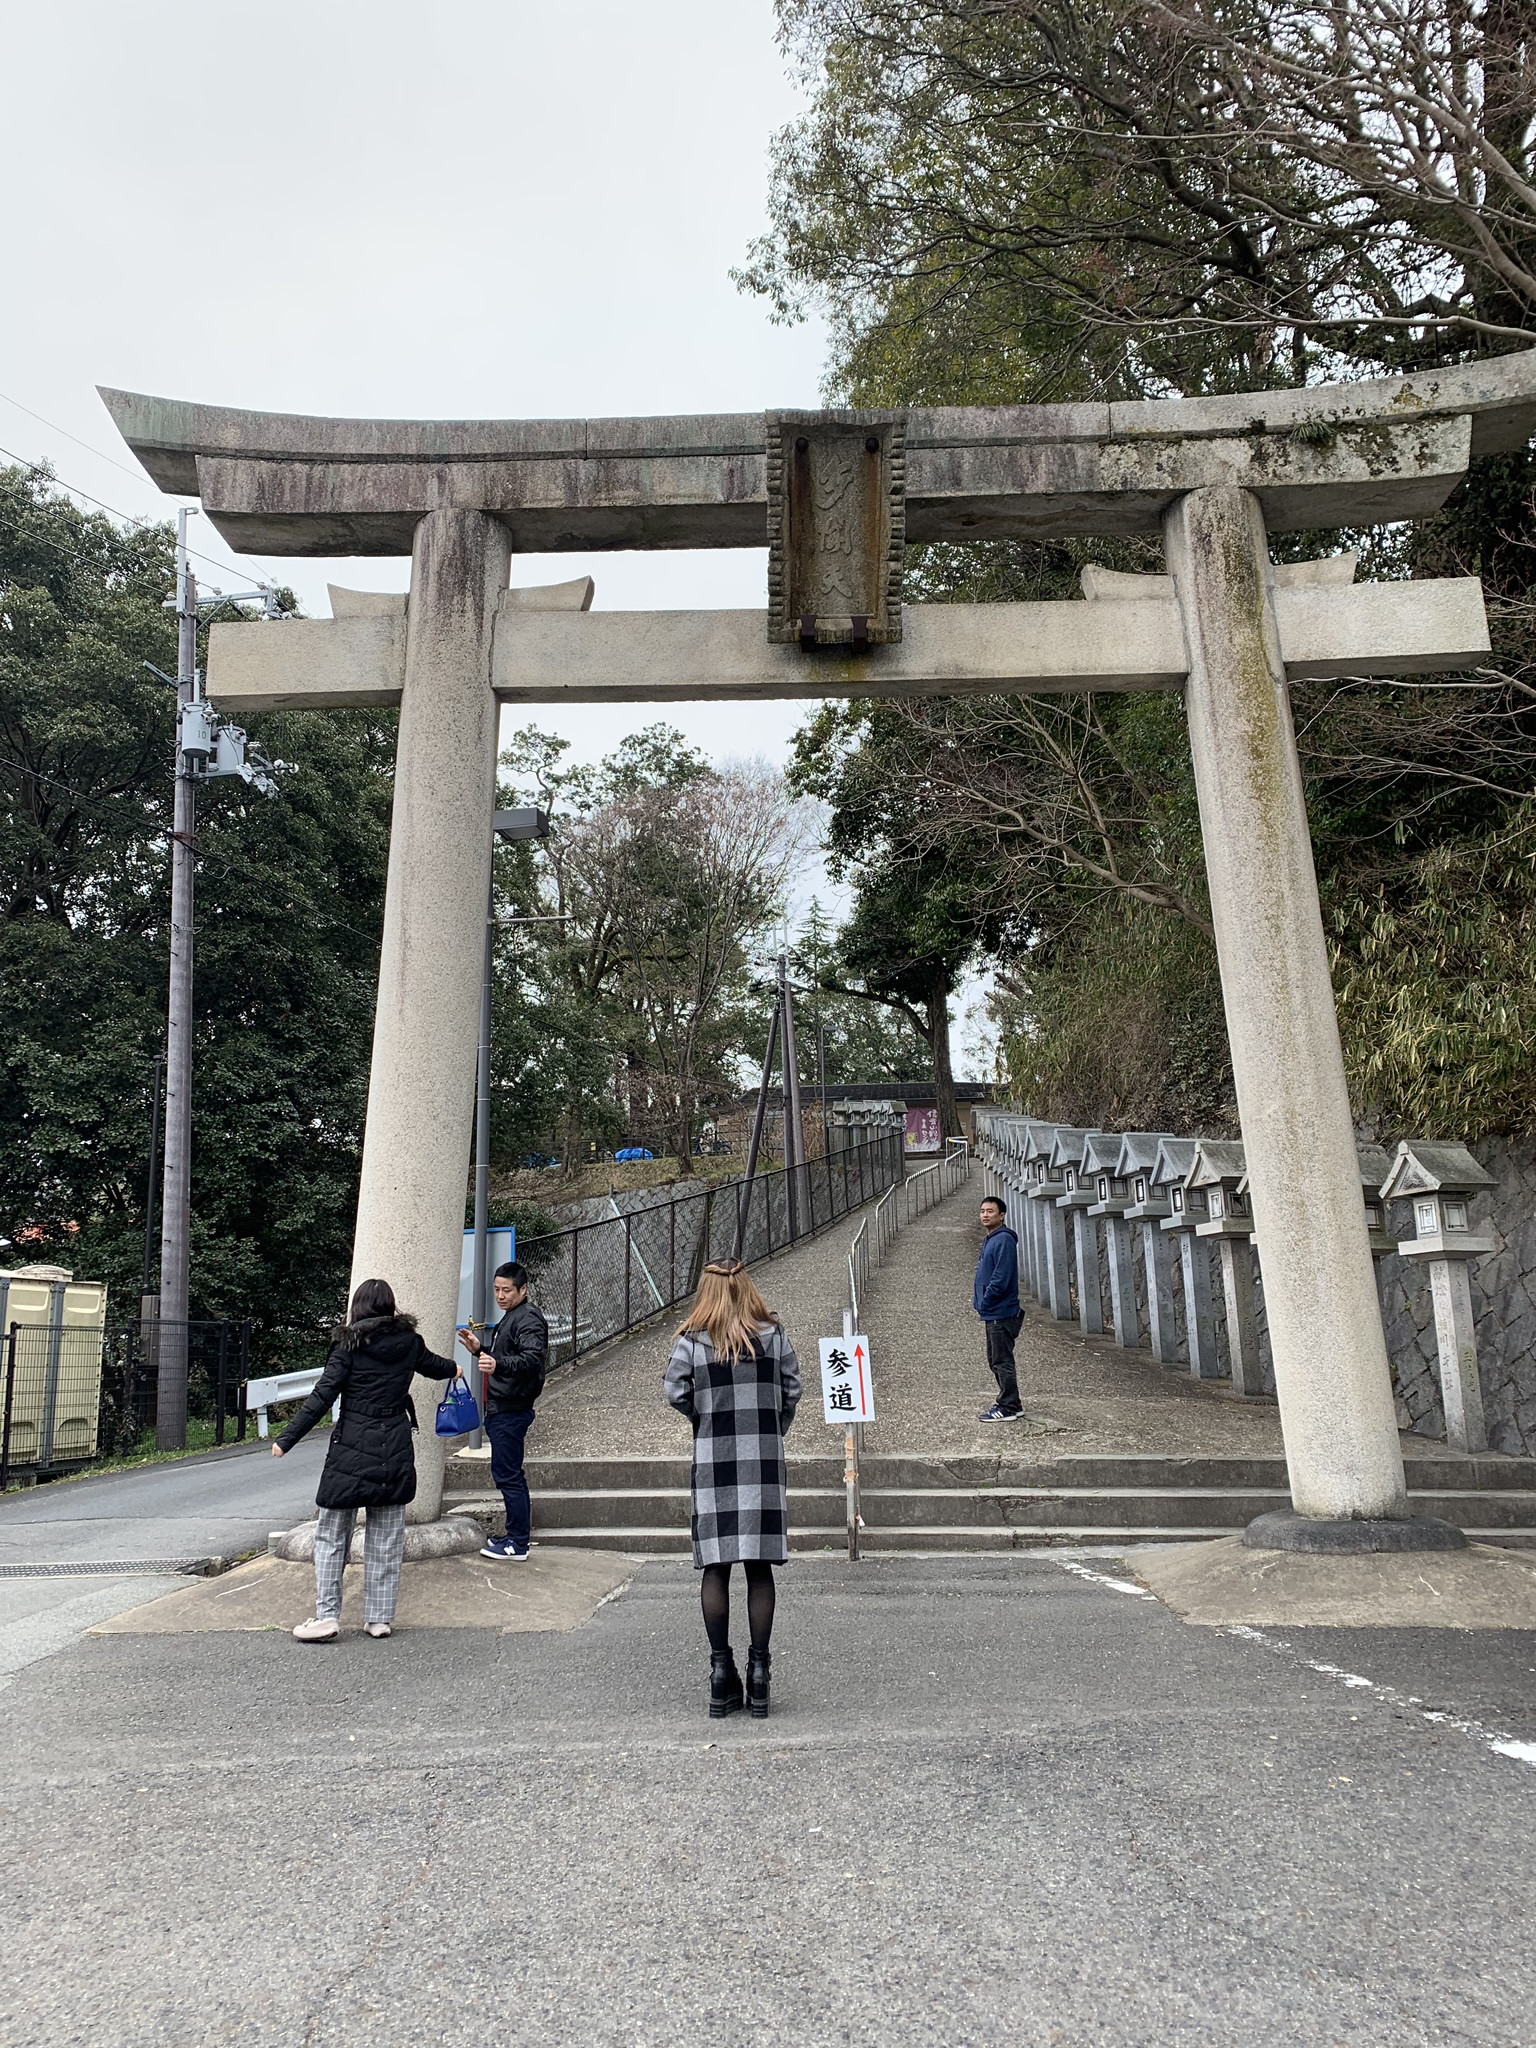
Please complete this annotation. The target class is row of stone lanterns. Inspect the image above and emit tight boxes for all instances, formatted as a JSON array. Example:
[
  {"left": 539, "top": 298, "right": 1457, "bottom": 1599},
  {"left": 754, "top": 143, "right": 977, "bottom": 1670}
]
[{"left": 976, "top": 1110, "right": 1498, "bottom": 1452}]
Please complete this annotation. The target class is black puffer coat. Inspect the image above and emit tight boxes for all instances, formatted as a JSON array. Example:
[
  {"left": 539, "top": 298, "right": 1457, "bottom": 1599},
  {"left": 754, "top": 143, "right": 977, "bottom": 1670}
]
[{"left": 276, "top": 1314, "right": 458, "bottom": 1511}]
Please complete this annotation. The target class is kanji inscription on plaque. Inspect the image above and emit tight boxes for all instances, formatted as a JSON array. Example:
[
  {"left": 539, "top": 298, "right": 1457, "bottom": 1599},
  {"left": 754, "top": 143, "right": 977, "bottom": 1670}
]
[{"left": 766, "top": 410, "right": 906, "bottom": 648}]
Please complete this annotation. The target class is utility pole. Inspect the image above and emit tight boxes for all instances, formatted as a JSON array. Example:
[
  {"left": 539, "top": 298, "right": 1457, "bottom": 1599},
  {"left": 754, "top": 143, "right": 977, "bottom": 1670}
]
[
  {"left": 140, "top": 1050, "right": 165, "bottom": 1308},
  {"left": 817, "top": 1020, "right": 828, "bottom": 1156},
  {"left": 734, "top": 994, "right": 782, "bottom": 1261},
  {"left": 155, "top": 512, "right": 197, "bottom": 1450},
  {"left": 149, "top": 517, "right": 282, "bottom": 1450}
]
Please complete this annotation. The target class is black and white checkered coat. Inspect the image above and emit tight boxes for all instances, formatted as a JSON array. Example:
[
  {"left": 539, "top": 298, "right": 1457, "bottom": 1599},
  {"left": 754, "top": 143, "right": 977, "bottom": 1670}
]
[{"left": 664, "top": 1321, "right": 802, "bottom": 1566}]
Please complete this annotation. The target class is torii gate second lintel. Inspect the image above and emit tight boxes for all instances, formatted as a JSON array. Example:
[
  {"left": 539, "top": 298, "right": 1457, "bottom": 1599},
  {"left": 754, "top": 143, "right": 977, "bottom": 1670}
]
[{"left": 100, "top": 355, "right": 1536, "bottom": 1540}]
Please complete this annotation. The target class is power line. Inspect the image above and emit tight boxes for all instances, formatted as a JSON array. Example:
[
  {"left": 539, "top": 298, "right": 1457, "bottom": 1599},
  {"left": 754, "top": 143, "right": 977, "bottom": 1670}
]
[
  {"left": 0, "top": 436, "right": 287, "bottom": 592},
  {"left": 0, "top": 387, "right": 176, "bottom": 492}
]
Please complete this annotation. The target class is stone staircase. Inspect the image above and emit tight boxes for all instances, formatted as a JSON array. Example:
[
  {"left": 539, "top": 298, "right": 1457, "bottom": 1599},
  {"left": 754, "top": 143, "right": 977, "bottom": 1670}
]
[{"left": 444, "top": 1449, "right": 1536, "bottom": 1552}]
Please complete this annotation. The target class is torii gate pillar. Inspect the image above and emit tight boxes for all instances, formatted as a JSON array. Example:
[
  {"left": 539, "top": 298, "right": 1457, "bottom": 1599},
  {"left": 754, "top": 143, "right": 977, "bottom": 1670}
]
[
  {"left": 1166, "top": 488, "right": 1408, "bottom": 1522},
  {"left": 355, "top": 510, "right": 509, "bottom": 1521}
]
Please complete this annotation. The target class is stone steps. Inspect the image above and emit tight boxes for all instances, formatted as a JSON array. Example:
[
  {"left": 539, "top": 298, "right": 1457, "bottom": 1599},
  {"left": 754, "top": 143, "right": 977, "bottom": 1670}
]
[
  {"left": 449, "top": 1449, "right": 1536, "bottom": 1493},
  {"left": 443, "top": 1447, "right": 1536, "bottom": 1554}
]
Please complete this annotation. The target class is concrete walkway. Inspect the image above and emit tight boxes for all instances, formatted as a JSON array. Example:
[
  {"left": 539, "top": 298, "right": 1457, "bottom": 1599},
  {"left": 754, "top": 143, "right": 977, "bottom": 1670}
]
[
  {"left": 857, "top": 1190, "right": 1466, "bottom": 1462},
  {"left": 525, "top": 1173, "right": 1454, "bottom": 1468},
  {"left": 529, "top": 1195, "right": 875, "bottom": 1459},
  {"left": 862, "top": 1196, "right": 1290, "bottom": 1458}
]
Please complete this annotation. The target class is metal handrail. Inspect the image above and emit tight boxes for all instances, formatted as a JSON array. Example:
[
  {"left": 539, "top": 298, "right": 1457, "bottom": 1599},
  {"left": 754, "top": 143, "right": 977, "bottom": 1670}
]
[
  {"left": 873, "top": 1183, "right": 898, "bottom": 1264},
  {"left": 845, "top": 1135, "right": 974, "bottom": 1329},
  {"left": 904, "top": 1159, "right": 941, "bottom": 1222},
  {"left": 847, "top": 1216, "right": 870, "bottom": 1328}
]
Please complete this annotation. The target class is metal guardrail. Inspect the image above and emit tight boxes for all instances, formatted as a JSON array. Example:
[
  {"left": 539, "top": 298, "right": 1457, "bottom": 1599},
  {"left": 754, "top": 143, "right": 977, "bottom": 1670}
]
[
  {"left": 848, "top": 1218, "right": 870, "bottom": 1329},
  {"left": 520, "top": 1131, "right": 904, "bottom": 1372}
]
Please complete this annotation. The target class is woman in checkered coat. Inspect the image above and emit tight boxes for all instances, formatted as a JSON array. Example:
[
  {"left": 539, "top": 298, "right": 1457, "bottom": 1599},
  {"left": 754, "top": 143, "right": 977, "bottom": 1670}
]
[{"left": 664, "top": 1259, "right": 801, "bottom": 1719}]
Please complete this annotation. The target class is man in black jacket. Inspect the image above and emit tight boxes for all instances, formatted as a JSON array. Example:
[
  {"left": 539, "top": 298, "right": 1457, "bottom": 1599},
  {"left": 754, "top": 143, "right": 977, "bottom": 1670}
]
[{"left": 458, "top": 1260, "right": 548, "bottom": 1560}]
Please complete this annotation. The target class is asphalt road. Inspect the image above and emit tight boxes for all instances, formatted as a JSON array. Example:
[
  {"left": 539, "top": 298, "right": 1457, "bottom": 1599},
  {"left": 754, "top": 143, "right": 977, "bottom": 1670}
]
[
  {"left": 3, "top": 1549, "right": 1535, "bottom": 2046},
  {"left": 0, "top": 1433, "right": 332, "bottom": 1681},
  {"left": 0, "top": 1429, "right": 330, "bottom": 1566}
]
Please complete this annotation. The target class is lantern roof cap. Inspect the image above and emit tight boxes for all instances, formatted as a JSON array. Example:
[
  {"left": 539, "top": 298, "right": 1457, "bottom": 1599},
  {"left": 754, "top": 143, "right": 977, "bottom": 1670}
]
[
  {"left": 1115, "top": 1132, "right": 1173, "bottom": 1176},
  {"left": 1379, "top": 1141, "right": 1496, "bottom": 1202},
  {"left": 1189, "top": 1139, "right": 1247, "bottom": 1188},
  {"left": 1151, "top": 1137, "right": 1200, "bottom": 1187}
]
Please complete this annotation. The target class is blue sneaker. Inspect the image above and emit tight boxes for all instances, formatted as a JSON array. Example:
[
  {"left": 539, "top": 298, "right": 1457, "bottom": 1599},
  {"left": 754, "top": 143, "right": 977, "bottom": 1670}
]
[
  {"left": 480, "top": 1537, "right": 509, "bottom": 1559},
  {"left": 978, "top": 1403, "right": 1023, "bottom": 1422}
]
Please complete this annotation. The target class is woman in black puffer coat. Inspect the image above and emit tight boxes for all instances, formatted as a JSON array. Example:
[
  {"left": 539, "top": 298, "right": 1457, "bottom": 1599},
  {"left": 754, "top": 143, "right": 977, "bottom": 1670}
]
[{"left": 272, "top": 1277, "right": 462, "bottom": 1642}]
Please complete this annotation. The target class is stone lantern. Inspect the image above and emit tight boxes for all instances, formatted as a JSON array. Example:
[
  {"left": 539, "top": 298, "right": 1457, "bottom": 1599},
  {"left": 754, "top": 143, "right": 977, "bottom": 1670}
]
[
  {"left": 987, "top": 1114, "right": 1027, "bottom": 1237},
  {"left": 1153, "top": 1137, "right": 1220, "bottom": 1380},
  {"left": 1190, "top": 1139, "right": 1264, "bottom": 1397},
  {"left": 1053, "top": 1128, "right": 1105, "bottom": 1337},
  {"left": 1085, "top": 1131, "right": 1152, "bottom": 1350},
  {"left": 1120, "top": 1133, "right": 1179, "bottom": 1364},
  {"left": 1020, "top": 1121, "right": 1061, "bottom": 1306},
  {"left": 1379, "top": 1141, "right": 1498, "bottom": 1454},
  {"left": 1356, "top": 1143, "right": 1397, "bottom": 1257},
  {"left": 1017, "top": 1120, "right": 1060, "bottom": 1304},
  {"left": 1024, "top": 1125, "right": 1073, "bottom": 1320}
]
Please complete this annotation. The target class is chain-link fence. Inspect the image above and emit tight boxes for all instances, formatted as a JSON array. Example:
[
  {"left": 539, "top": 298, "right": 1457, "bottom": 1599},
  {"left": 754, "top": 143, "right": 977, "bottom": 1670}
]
[
  {"left": 1, "top": 1319, "right": 251, "bottom": 1486},
  {"left": 519, "top": 1131, "right": 904, "bottom": 1368}
]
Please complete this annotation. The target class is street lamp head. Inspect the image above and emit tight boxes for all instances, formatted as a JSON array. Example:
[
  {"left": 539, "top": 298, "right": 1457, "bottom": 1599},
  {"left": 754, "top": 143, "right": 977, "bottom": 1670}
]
[{"left": 494, "top": 807, "right": 551, "bottom": 842}]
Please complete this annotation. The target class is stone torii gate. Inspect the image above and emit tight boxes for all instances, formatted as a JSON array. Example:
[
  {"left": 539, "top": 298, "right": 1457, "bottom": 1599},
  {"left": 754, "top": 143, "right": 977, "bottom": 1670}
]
[{"left": 102, "top": 352, "right": 1536, "bottom": 1541}]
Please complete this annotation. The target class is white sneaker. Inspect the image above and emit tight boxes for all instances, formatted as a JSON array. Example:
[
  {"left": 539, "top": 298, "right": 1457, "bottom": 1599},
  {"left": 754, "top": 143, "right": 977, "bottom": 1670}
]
[
  {"left": 292, "top": 1616, "right": 339, "bottom": 1642},
  {"left": 365, "top": 1622, "right": 392, "bottom": 1638}
]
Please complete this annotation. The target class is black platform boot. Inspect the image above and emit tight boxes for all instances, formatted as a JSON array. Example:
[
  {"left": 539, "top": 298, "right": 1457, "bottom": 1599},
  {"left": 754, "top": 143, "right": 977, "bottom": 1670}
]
[
  {"left": 746, "top": 1646, "right": 771, "bottom": 1718},
  {"left": 709, "top": 1650, "right": 744, "bottom": 1718}
]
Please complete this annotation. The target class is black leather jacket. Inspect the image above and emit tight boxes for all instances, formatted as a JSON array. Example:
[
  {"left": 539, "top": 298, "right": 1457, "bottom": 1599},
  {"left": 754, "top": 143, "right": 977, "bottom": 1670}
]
[{"left": 482, "top": 1298, "right": 549, "bottom": 1415}]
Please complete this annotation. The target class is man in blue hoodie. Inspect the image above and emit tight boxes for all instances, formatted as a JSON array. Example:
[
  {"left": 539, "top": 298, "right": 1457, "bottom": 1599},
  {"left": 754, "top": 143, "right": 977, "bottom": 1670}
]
[{"left": 973, "top": 1194, "right": 1024, "bottom": 1421}]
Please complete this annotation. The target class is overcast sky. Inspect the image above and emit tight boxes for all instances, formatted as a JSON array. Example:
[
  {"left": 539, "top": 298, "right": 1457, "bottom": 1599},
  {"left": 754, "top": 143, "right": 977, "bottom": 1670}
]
[
  {"left": 1, "top": 0, "right": 994, "bottom": 1074},
  {"left": 2, "top": 0, "right": 827, "bottom": 747}
]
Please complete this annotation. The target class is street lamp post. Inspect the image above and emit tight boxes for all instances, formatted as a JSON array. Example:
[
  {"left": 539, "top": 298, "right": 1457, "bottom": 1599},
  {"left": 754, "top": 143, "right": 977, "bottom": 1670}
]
[{"left": 469, "top": 808, "right": 550, "bottom": 1389}]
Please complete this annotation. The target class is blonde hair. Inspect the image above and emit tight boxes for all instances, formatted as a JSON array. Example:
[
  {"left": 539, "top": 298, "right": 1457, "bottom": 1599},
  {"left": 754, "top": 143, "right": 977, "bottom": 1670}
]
[{"left": 677, "top": 1259, "right": 777, "bottom": 1361}]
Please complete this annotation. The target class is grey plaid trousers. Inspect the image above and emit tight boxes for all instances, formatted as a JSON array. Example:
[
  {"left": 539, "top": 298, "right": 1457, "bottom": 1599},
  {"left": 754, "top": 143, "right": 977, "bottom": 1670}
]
[{"left": 313, "top": 1504, "right": 407, "bottom": 1625}]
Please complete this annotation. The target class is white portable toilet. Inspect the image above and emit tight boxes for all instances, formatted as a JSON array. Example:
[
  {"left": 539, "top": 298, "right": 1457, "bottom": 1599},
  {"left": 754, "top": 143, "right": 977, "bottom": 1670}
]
[{"left": 0, "top": 1267, "right": 109, "bottom": 1468}]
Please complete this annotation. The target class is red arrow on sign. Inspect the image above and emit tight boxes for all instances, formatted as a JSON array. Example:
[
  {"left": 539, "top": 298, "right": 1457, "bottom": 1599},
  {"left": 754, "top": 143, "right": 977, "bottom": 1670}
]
[{"left": 854, "top": 1343, "right": 867, "bottom": 1412}]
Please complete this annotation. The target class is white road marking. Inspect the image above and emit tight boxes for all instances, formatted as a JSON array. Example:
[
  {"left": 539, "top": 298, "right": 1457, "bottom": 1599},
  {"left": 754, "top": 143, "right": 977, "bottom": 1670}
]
[
  {"left": 1220, "top": 1622, "right": 1536, "bottom": 1772},
  {"left": 1052, "top": 1557, "right": 1157, "bottom": 1601},
  {"left": 1053, "top": 1560, "right": 1536, "bottom": 1774}
]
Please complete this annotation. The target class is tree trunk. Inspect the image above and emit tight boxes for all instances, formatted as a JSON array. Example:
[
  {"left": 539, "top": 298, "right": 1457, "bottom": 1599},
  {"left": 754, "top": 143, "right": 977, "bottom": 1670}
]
[{"left": 927, "top": 968, "right": 960, "bottom": 1137}]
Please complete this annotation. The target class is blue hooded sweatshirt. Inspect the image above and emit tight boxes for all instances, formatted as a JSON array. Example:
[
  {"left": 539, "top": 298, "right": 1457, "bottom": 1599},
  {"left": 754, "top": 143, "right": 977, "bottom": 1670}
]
[{"left": 973, "top": 1225, "right": 1021, "bottom": 1321}]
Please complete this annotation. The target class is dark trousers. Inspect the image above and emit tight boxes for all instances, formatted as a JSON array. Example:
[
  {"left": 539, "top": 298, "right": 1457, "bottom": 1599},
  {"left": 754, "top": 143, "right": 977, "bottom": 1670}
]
[
  {"left": 983, "top": 1315, "right": 1024, "bottom": 1414},
  {"left": 485, "top": 1408, "right": 535, "bottom": 1549}
]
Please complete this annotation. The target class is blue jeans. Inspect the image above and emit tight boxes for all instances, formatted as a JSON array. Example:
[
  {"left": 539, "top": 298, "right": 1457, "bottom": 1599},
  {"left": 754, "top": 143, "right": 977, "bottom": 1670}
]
[{"left": 485, "top": 1408, "right": 535, "bottom": 1550}]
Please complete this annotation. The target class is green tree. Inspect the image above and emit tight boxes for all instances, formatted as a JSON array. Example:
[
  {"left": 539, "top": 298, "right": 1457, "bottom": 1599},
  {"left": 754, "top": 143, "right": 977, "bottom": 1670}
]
[
  {"left": 791, "top": 898, "right": 933, "bottom": 1086},
  {"left": 747, "top": 0, "right": 1536, "bottom": 1141},
  {"left": 496, "top": 726, "right": 802, "bottom": 1170},
  {"left": 0, "top": 465, "right": 395, "bottom": 1358}
]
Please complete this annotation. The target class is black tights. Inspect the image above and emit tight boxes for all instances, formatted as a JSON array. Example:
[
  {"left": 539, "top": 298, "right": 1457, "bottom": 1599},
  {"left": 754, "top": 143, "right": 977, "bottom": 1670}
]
[{"left": 700, "top": 1561, "right": 775, "bottom": 1657}]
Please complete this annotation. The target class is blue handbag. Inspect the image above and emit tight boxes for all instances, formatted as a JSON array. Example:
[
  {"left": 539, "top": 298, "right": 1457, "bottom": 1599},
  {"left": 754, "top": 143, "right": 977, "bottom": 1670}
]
[{"left": 435, "top": 1373, "right": 480, "bottom": 1437}]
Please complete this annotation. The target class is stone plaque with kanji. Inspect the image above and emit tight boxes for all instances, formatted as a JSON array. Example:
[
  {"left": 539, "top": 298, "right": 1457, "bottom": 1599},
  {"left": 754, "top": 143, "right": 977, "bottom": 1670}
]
[{"left": 766, "top": 410, "right": 906, "bottom": 648}]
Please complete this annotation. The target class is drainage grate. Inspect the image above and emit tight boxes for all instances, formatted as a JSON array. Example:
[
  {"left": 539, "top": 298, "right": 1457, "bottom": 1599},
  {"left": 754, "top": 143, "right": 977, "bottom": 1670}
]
[{"left": 0, "top": 1559, "right": 209, "bottom": 1579}]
